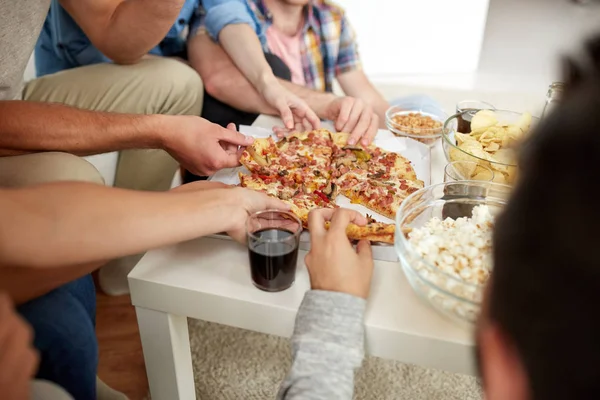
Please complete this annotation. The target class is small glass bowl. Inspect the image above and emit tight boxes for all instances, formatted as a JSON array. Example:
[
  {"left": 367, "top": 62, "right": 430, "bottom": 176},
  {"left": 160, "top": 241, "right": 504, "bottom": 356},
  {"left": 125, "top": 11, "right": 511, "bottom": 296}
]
[
  {"left": 395, "top": 181, "right": 511, "bottom": 326},
  {"left": 386, "top": 103, "right": 448, "bottom": 147}
]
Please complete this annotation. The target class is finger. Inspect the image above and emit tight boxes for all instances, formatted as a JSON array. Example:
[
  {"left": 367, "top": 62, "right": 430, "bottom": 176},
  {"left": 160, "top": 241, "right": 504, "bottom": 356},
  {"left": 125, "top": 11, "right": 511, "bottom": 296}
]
[
  {"left": 304, "top": 108, "right": 321, "bottom": 130},
  {"left": 291, "top": 101, "right": 321, "bottom": 130},
  {"left": 216, "top": 150, "right": 244, "bottom": 170},
  {"left": 335, "top": 99, "right": 353, "bottom": 132},
  {"left": 362, "top": 114, "right": 379, "bottom": 146},
  {"left": 265, "top": 196, "right": 291, "bottom": 212},
  {"left": 277, "top": 101, "right": 295, "bottom": 130},
  {"left": 219, "top": 127, "right": 254, "bottom": 146},
  {"left": 348, "top": 108, "right": 373, "bottom": 146},
  {"left": 302, "top": 118, "right": 313, "bottom": 131},
  {"left": 330, "top": 208, "right": 368, "bottom": 233},
  {"left": 342, "top": 102, "right": 366, "bottom": 144},
  {"left": 356, "top": 239, "right": 373, "bottom": 262},
  {"left": 273, "top": 126, "right": 290, "bottom": 138},
  {"left": 226, "top": 123, "right": 237, "bottom": 131},
  {"left": 307, "top": 208, "right": 336, "bottom": 237}
]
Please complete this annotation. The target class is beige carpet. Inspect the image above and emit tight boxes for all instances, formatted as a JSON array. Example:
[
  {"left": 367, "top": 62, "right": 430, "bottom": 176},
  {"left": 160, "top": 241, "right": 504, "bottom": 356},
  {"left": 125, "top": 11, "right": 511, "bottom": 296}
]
[{"left": 188, "top": 319, "right": 483, "bottom": 400}]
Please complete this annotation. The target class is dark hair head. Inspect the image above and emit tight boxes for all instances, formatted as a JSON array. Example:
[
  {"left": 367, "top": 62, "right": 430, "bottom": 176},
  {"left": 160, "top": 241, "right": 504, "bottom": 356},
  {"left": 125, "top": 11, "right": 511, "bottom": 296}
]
[{"left": 489, "top": 35, "right": 600, "bottom": 399}]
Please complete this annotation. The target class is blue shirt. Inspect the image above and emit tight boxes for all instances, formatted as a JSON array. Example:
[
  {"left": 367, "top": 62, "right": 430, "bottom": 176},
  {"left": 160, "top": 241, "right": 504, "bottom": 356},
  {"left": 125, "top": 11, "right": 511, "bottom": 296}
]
[
  {"left": 35, "top": 0, "right": 252, "bottom": 77},
  {"left": 199, "top": 0, "right": 266, "bottom": 47}
]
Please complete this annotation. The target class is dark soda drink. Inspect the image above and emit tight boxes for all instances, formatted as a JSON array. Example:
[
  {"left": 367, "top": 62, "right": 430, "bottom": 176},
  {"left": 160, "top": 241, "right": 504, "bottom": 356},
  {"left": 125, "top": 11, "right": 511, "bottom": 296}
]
[{"left": 248, "top": 228, "right": 299, "bottom": 292}]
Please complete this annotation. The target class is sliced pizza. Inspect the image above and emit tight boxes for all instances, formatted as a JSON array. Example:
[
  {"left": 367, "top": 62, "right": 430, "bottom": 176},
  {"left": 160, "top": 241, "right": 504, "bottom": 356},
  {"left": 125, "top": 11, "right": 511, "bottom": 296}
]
[{"left": 336, "top": 170, "right": 424, "bottom": 219}]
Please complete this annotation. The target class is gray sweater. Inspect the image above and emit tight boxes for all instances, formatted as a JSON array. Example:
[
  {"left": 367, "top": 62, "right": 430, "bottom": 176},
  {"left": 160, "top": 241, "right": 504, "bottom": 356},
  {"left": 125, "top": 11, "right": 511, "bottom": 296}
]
[{"left": 277, "top": 290, "right": 367, "bottom": 400}]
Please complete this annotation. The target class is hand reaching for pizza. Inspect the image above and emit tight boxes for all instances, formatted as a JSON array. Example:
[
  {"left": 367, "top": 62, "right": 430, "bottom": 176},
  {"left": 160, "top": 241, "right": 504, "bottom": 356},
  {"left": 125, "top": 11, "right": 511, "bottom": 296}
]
[
  {"left": 258, "top": 79, "right": 321, "bottom": 132},
  {"left": 305, "top": 208, "right": 374, "bottom": 299},
  {"left": 0, "top": 293, "right": 39, "bottom": 400},
  {"left": 223, "top": 188, "right": 291, "bottom": 244},
  {"left": 162, "top": 117, "right": 253, "bottom": 176},
  {"left": 273, "top": 96, "right": 378, "bottom": 147},
  {"left": 322, "top": 97, "right": 379, "bottom": 147}
]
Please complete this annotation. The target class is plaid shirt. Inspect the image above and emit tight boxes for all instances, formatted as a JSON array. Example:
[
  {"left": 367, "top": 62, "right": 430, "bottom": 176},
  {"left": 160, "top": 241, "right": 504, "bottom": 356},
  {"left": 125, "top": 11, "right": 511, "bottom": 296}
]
[{"left": 248, "top": 0, "right": 362, "bottom": 93}]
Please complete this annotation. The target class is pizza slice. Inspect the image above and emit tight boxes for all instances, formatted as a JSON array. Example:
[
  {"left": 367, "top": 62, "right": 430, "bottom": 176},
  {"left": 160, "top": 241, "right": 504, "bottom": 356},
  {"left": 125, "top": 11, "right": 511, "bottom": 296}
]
[
  {"left": 336, "top": 170, "right": 424, "bottom": 219},
  {"left": 238, "top": 172, "right": 300, "bottom": 200},
  {"left": 329, "top": 131, "right": 419, "bottom": 182},
  {"left": 239, "top": 137, "right": 288, "bottom": 175},
  {"left": 324, "top": 216, "right": 395, "bottom": 244}
]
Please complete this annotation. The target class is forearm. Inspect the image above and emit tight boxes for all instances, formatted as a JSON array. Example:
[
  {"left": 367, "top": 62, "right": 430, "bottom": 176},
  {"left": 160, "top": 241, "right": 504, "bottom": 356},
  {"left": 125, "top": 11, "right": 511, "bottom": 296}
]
[
  {"left": 219, "top": 24, "right": 277, "bottom": 91},
  {"left": 189, "top": 32, "right": 336, "bottom": 118},
  {"left": 60, "top": 0, "right": 185, "bottom": 64},
  {"left": 188, "top": 33, "right": 275, "bottom": 114},
  {"left": 0, "top": 101, "right": 167, "bottom": 156},
  {"left": 277, "top": 290, "right": 366, "bottom": 400},
  {"left": 0, "top": 183, "right": 236, "bottom": 268}
]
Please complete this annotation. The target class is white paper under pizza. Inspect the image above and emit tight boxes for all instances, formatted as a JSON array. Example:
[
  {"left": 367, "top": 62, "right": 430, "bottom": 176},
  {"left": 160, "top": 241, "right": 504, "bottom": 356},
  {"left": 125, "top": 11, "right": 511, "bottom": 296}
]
[{"left": 209, "top": 126, "right": 431, "bottom": 262}]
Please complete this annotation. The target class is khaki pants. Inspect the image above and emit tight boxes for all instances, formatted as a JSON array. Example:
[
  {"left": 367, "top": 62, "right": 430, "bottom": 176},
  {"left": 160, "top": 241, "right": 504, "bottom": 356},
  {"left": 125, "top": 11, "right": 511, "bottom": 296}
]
[
  {"left": 20, "top": 57, "right": 204, "bottom": 191},
  {"left": 1, "top": 57, "right": 204, "bottom": 294}
]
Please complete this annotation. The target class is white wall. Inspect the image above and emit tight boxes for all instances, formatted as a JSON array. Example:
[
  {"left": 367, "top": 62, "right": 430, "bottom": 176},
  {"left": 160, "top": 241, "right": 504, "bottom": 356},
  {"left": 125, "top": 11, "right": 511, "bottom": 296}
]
[
  {"left": 477, "top": 0, "right": 600, "bottom": 93},
  {"left": 338, "top": 0, "right": 600, "bottom": 94},
  {"left": 338, "top": 0, "right": 490, "bottom": 78}
]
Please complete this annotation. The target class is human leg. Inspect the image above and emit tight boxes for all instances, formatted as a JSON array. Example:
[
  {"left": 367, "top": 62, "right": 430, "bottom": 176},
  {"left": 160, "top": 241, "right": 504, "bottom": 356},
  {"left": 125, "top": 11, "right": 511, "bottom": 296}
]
[
  {"left": 23, "top": 58, "right": 205, "bottom": 294},
  {"left": 17, "top": 276, "right": 98, "bottom": 400},
  {"left": 23, "top": 57, "right": 204, "bottom": 192}
]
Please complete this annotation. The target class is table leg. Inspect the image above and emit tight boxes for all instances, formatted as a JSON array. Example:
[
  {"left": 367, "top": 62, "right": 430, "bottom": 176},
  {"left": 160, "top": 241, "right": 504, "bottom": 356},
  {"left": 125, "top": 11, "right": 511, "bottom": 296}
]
[{"left": 135, "top": 307, "right": 196, "bottom": 400}]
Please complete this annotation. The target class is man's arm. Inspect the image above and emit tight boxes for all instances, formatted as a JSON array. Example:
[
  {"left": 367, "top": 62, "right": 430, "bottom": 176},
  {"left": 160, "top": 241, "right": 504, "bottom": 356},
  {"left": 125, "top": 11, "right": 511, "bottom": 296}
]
[
  {"left": 277, "top": 291, "right": 366, "bottom": 400},
  {"left": 277, "top": 209, "right": 373, "bottom": 399},
  {"left": 0, "top": 101, "right": 254, "bottom": 177},
  {"left": 59, "top": 0, "right": 185, "bottom": 64},
  {"left": 0, "top": 101, "right": 162, "bottom": 156},
  {"left": 0, "top": 182, "right": 285, "bottom": 303},
  {"left": 337, "top": 70, "right": 389, "bottom": 128},
  {"left": 188, "top": 32, "right": 334, "bottom": 118},
  {"left": 188, "top": 32, "right": 377, "bottom": 143},
  {"left": 0, "top": 183, "right": 240, "bottom": 268}
]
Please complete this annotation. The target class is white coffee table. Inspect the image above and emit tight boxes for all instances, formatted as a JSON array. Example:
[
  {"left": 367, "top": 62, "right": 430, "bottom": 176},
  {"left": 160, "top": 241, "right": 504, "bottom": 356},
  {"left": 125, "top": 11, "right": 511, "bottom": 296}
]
[{"left": 128, "top": 129, "right": 473, "bottom": 400}]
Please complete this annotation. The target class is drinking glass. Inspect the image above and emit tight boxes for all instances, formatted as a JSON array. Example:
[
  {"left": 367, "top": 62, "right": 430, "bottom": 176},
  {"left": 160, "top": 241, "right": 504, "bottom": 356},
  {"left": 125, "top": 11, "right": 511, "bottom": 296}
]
[
  {"left": 246, "top": 210, "right": 302, "bottom": 292},
  {"left": 455, "top": 100, "right": 496, "bottom": 133}
]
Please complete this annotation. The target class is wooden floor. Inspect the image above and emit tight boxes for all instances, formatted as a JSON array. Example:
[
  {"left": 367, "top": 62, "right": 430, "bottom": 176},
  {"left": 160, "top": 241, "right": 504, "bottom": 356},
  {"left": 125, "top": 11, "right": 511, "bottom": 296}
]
[{"left": 96, "top": 291, "right": 149, "bottom": 400}]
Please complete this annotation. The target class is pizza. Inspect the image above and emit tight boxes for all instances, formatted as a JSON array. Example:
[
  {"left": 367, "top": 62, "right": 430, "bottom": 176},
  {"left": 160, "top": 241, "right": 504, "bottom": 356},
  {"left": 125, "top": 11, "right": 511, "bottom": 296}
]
[{"left": 239, "top": 129, "right": 424, "bottom": 244}]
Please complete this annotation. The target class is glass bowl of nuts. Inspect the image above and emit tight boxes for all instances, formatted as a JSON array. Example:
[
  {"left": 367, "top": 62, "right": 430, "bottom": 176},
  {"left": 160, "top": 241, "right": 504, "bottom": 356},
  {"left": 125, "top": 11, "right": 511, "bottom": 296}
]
[
  {"left": 395, "top": 181, "right": 511, "bottom": 326},
  {"left": 385, "top": 102, "right": 447, "bottom": 147}
]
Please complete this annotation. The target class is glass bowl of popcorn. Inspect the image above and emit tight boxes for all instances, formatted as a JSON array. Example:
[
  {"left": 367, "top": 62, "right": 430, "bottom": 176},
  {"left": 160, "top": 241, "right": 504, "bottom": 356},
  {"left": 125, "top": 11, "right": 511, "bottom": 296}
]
[{"left": 395, "top": 181, "right": 511, "bottom": 326}]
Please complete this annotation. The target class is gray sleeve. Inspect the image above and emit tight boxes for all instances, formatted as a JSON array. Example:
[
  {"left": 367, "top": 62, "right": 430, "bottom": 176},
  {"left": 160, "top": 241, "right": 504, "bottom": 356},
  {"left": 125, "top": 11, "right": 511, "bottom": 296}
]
[{"left": 277, "top": 290, "right": 366, "bottom": 400}]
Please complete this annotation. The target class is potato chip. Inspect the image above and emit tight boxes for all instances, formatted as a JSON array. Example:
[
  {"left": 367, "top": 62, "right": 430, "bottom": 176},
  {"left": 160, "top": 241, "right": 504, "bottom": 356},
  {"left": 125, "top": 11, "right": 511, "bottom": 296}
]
[
  {"left": 471, "top": 113, "right": 498, "bottom": 131},
  {"left": 455, "top": 131, "right": 476, "bottom": 144},
  {"left": 458, "top": 140, "right": 489, "bottom": 161},
  {"left": 471, "top": 166, "right": 494, "bottom": 181},
  {"left": 450, "top": 110, "right": 532, "bottom": 185},
  {"left": 454, "top": 160, "right": 478, "bottom": 179},
  {"left": 484, "top": 142, "right": 500, "bottom": 152}
]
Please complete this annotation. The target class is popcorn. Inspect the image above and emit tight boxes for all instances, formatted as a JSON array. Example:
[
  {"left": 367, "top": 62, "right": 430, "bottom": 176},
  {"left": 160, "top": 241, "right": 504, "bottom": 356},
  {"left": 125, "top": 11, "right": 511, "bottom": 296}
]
[{"left": 407, "top": 205, "right": 494, "bottom": 285}]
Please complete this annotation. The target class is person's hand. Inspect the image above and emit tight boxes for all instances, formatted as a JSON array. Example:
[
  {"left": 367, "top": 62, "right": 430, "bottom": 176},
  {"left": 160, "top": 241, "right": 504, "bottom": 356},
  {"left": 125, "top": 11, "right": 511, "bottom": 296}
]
[
  {"left": 161, "top": 117, "right": 254, "bottom": 176},
  {"left": 0, "top": 293, "right": 39, "bottom": 400},
  {"left": 321, "top": 97, "right": 379, "bottom": 146},
  {"left": 221, "top": 188, "right": 291, "bottom": 243},
  {"left": 258, "top": 78, "right": 321, "bottom": 133},
  {"left": 305, "top": 208, "right": 374, "bottom": 299}
]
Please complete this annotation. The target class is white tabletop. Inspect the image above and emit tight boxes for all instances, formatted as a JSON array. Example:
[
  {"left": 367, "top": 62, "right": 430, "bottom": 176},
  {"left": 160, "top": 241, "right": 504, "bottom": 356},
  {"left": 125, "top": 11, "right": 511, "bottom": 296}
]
[
  {"left": 129, "top": 236, "right": 475, "bottom": 375},
  {"left": 130, "top": 113, "right": 475, "bottom": 375}
]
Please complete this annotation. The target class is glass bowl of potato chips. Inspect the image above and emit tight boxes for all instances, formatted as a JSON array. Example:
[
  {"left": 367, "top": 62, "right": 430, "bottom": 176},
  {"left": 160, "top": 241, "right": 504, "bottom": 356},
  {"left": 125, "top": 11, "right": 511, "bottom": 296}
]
[{"left": 441, "top": 109, "right": 537, "bottom": 184}]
